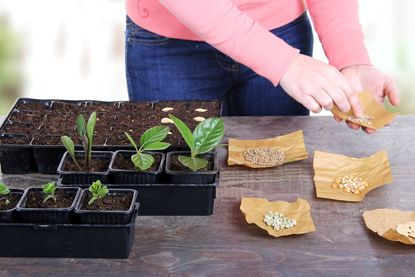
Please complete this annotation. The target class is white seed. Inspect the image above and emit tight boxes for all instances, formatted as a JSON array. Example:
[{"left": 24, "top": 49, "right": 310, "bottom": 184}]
[
  {"left": 162, "top": 107, "right": 174, "bottom": 112},
  {"left": 161, "top": 118, "right": 174, "bottom": 124},
  {"left": 195, "top": 108, "right": 208, "bottom": 113},
  {"left": 167, "top": 131, "right": 173, "bottom": 135},
  {"left": 194, "top": 116, "right": 206, "bottom": 122}
]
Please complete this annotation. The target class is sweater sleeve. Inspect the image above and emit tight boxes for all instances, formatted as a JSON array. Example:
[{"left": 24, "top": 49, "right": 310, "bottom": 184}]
[
  {"left": 306, "top": 0, "right": 372, "bottom": 69},
  {"left": 158, "top": 0, "right": 300, "bottom": 86}
]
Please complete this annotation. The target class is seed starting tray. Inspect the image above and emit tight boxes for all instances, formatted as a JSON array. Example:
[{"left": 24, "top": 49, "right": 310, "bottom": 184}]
[
  {"left": 0, "top": 204, "right": 139, "bottom": 258},
  {"left": 57, "top": 177, "right": 218, "bottom": 216},
  {"left": 0, "top": 98, "right": 222, "bottom": 174}
]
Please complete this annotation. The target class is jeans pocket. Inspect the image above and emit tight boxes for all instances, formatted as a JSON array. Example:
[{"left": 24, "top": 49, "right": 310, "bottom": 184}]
[{"left": 126, "top": 20, "right": 171, "bottom": 46}]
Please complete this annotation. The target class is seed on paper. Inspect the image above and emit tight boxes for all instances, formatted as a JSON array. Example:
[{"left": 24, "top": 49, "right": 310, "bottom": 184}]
[
  {"left": 195, "top": 108, "right": 208, "bottom": 113},
  {"left": 332, "top": 175, "right": 368, "bottom": 194},
  {"left": 243, "top": 147, "right": 285, "bottom": 166},
  {"left": 161, "top": 118, "right": 174, "bottom": 124},
  {"left": 395, "top": 221, "right": 415, "bottom": 238},
  {"left": 162, "top": 107, "right": 174, "bottom": 112},
  {"left": 347, "top": 115, "right": 374, "bottom": 125},
  {"left": 194, "top": 116, "right": 206, "bottom": 122},
  {"left": 263, "top": 211, "right": 297, "bottom": 231}
]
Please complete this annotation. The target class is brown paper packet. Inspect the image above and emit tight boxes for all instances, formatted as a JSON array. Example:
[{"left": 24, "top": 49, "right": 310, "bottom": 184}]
[
  {"left": 363, "top": 209, "right": 415, "bottom": 245},
  {"left": 228, "top": 130, "right": 308, "bottom": 168},
  {"left": 240, "top": 197, "right": 316, "bottom": 238},
  {"left": 331, "top": 91, "right": 398, "bottom": 129},
  {"left": 313, "top": 150, "right": 393, "bottom": 202}
]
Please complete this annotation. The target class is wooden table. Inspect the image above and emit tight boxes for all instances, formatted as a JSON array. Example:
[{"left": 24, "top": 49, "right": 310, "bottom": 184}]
[{"left": 1, "top": 115, "right": 414, "bottom": 277}]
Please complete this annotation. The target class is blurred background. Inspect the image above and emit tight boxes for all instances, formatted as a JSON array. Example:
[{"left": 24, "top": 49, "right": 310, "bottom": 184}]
[{"left": 0, "top": 0, "right": 413, "bottom": 114}]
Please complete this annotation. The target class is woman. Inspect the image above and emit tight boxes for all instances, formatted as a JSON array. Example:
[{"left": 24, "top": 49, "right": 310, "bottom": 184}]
[{"left": 125, "top": 0, "right": 399, "bottom": 133}]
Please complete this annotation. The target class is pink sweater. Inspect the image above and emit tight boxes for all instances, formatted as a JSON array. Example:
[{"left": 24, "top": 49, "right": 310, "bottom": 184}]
[{"left": 126, "top": 0, "right": 371, "bottom": 86}]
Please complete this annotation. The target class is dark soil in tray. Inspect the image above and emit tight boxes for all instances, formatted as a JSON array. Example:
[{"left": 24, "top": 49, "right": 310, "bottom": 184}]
[
  {"left": 170, "top": 153, "right": 214, "bottom": 172},
  {"left": 0, "top": 193, "right": 22, "bottom": 210},
  {"left": 64, "top": 156, "right": 110, "bottom": 172},
  {"left": 24, "top": 189, "right": 76, "bottom": 209},
  {"left": 113, "top": 152, "right": 161, "bottom": 172},
  {"left": 32, "top": 135, "right": 81, "bottom": 146},
  {"left": 14, "top": 101, "right": 51, "bottom": 111},
  {"left": 81, "top": 192, "right": 133, "bottom": 211},
  {"left": 8, "top": 110, "right": 45, "bottom": 123},
  {"left": 51, "top": 101, "right": 84, "bottom": 112},
  {"left": 82, "top": 102, "right": 120, "bottom": 113},
  {"left": 2, "top": 122, "right": 36, "bottom": 134},
  {"left": 0, "top": 135, "right": 31, "bottom": 145}
]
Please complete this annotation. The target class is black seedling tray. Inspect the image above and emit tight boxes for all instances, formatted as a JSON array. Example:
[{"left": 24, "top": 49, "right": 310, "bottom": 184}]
[
  {"left": 0, "top": 204, "right": 139, "bottom": 258},
  {"left": 0, "top": 98, "right": 222, "bottom": 174},
  {"left": 16, "top": 187, "right": 81, "bottom": 224},
  {"left": 0, "top": 189, "right": 25, "bottom": 223},
  {"left": 58, "top": 179, "right": 218, "bottom": 216}
]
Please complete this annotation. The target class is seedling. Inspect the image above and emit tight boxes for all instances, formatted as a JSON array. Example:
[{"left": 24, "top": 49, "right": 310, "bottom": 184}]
[
  {"left": 0, "top": 183, "right": 11, "bottom": 205},
  {"left": 88, "top": 180, "right": 109, "bottom": 205},
  {"left": 61, "top": 112, "right": 97, "bottom": 171},
  {"left": 169, "top": 114, "right": 224, "bottom": 172},
  {"left": 42, "top": 182, "right": 57, "bottom": 203},
  {"left": 124, "top": 126, "right": 171, "bottom": 171}
]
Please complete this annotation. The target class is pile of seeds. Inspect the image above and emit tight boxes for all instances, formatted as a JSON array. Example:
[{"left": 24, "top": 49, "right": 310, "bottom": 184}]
[
  {"left": 395, "top": 221, "right": 415, "bottom": 238},
  {"left": 243, "top": 147, "right": 285, "bottom": 166},
  {"left": 332, "top": 175, "right": 369, "bottom": 195},
  {"left": 264, "top": 211, "right": 297, "bottom": 231},
  {"left": 347, "top": 115, "right": 374, "bottom": 125}
]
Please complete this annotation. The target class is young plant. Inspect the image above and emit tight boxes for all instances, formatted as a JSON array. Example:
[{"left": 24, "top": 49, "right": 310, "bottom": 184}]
[
  {"left": 0, "top": 183, "right": 11, "bottom": 205},
  {"left": 61, "top": 112, "right": 97, "bottom": 171},
  {"left": 124, "top": 126, "right": 171, "bottom": 171},
  {"left": 88, "top": 180, "right": 109, "bottom": 205},
  {"left": 169, "top": 114, "right": 224, "bottom": 172},
  {"left": 42, "top": 182, "right": 57, "bottom": 203}
]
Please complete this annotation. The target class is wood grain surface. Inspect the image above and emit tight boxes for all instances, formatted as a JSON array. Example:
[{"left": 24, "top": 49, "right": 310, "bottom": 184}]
[{"left": 1, "top": 115, "right": 414, "bottom": 277}]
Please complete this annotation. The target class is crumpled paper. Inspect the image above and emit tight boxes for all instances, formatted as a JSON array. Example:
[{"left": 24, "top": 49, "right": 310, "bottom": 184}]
[
  {"left": 331, "top": 91, "right": 398, "bottom": 129},
  {"left": 313, "top": 150, "right": 393, "bottom": 202},
  {"left": 363, "top": 209, "right": 415, "bottom": 245},
  {"left": 240, "top": 197, "right": 316, "bottom": 238},
  {"left": 228, "top": 130, "right": 308, "bottom": 168}
]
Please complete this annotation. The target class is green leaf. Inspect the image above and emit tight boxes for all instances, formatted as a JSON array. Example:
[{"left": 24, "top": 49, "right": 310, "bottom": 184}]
[
  {"left": 124, "top": 132, "right": 139, "bottom": 153},
  {"left": 0, "top": 183, "right": 10, "bottom": 196},
  {"left": 142, "top": 141, "right": 170, "bottom": 151},
  {"left": 88, "top": 180, "right": 108, "bottom": 205},
  {"left": 76, "top": 114, "right": 86, "bottom": 137},
  {"left": 85, "top": 112, "right": 97, "bottom": 169},
  {"left": 169, "top": 114, "right": 195, "bottom": 151},
  {"left": 178, "top": 155, "right": 208, "bottom": 172},
  {"left": 140, "top": 126, "right": 170, "bottom": 150},
  {"left": 61, "top": 136, "right": 82, "bottom": 171},
  {"left": 193, "top": 117, "right": 224, "bottom": 155},
  {"left": 131, "top": 152, "right": 155, "bottom": 171},
  {"left": 42, "top": 182, "right": 57, "bottom": 203},
  {"left": 86, "top": 112, "right": 96, "bottom": 146}
]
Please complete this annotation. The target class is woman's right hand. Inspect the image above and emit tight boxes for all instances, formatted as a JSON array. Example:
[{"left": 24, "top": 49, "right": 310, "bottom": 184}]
[{"left": 280, "top": 54, "right": 362, "bottom": 115}]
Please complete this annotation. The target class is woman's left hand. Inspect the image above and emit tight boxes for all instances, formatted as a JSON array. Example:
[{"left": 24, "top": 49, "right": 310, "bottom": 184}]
[{"left": 336, "top": 64, "right": 400, "bottom": 134}]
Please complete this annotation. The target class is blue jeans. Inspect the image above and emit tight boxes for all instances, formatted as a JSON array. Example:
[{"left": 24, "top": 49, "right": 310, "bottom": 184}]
[{"left": 125, "top": 13, "right": 313, "bottom": 116}]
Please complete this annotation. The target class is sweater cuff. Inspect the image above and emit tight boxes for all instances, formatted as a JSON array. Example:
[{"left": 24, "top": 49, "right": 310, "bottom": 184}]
[
  {"left": 234, "top": 22, "right": 301, "bottom": 86},
  {"left": 322, "top": 30, "right": 372, "bottom": 70}
]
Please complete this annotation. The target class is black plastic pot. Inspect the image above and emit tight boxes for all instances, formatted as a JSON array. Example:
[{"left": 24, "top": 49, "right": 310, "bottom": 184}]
[
  {"left": 75, "top": 189, "right": 138, "bottom": 224},
  {"left": 109, "top": 150, "right": 165, "bottom": 184},
  {"left": 33, "top": 146, "right": 66, "bottom": 174},
  {"left": 0, "top": 189, "right": 25, "bottom": 223},
  {"left": 0, "top": 203, "right": 139, "bottom": 258},
  {"left": 16, "top": 187, "right": 81, "bottom": 224},
  {"left": 57, "top": 151, "right": 112, "bottom": 184},
  {"left": 166, "top": 151, "right": 218, "bottom": 184},
  {"left": 0, "top": 134, "right": 34, "bottom": 174}
]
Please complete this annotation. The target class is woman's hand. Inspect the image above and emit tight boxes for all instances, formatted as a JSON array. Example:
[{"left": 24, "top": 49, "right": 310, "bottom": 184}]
[
  {"left": 338, "top": 65, "right": 400, "bottom": 134},
  {"left": 280, "top": 54, "right": 363, "bottom": 116}
]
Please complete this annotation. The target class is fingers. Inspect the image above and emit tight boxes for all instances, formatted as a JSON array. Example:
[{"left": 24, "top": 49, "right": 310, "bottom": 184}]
[
  {"left": 324, "top": 85, "right": 350, "bottom": 113},
  {"left": 300, "top": 95, "right": 322, "bottom": 113},
  {"left": 335, "top": 75, "right": 363, "bottom": 116},
  {"left": 363, "top": 127, "right": 377, "bottom": 134},
  {"left": 312, "top": 89, "right": 334, "bottom": 111},
  {"left": 384, "top": 76, "right": 400, "bottom": 106}
]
